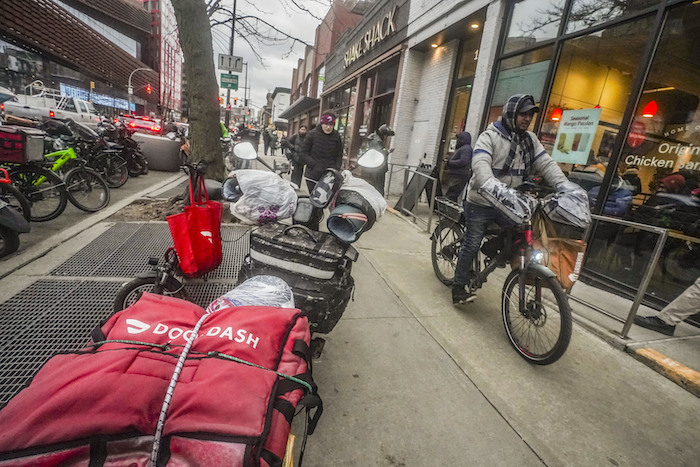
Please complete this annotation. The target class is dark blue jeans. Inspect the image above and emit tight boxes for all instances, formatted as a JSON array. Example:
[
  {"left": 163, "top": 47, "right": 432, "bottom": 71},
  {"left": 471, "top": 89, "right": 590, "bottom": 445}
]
[{"left": 453, "top": 202, "right": 510, "bottom": 286}]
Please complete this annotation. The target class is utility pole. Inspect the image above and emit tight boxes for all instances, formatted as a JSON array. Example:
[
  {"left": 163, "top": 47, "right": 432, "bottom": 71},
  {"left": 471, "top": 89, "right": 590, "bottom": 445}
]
[
  {"left": 244, "top": 62, "right": 248, "bottom": 124},
  {"left": 224, "top": 0, "right": 237, "bottom": 128}
]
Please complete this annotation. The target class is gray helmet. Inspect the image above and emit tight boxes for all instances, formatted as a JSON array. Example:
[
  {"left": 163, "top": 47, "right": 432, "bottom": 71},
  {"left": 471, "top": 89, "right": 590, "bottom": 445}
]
[{"left": 377, "top": 124, "right": 395, "bottom": 139}]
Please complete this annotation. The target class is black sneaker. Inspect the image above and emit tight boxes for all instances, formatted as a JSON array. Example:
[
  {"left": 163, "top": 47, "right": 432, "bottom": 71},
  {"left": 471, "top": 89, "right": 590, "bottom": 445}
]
[
  {"left": 452, "top": 285, "right": 476, "bottom": 305},
  {"left": 633, "top": 315, "right": 676, "bottom": 336}
]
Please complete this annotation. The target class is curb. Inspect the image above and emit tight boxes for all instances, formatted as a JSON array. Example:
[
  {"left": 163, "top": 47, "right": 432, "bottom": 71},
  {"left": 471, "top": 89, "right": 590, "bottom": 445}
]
[{"left": 628, "top": 347, "right": 700, "bottom": 397}]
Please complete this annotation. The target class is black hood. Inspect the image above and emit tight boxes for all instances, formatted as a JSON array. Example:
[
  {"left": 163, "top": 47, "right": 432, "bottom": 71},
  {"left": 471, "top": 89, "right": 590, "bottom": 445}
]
[{"left": 455, "top": 131, "right": 471, "bottom": 148}]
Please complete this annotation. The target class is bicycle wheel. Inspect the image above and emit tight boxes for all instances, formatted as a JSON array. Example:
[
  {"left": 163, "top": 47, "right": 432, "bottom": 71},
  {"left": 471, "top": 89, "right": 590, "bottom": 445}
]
[
  {"left": 0, "top": 182, "right": 31, "bottom": 221},
  {"left": 64, "top": 167, "right": 110, "bottom": 212},
  {"left": 113, "top": 277, "right": 187, "bottom": 312},
  {"left": 431, "top": 220, "right": 464, "bottom": 286},
  {"left": 501, "top": 267, "right": 572, "bottom": 365},
  {"left": 9, "top": 166, "right": 68, "bottom": 222},
  {"left": 93, "top": 152, "right": 128, "bottom": 188}
]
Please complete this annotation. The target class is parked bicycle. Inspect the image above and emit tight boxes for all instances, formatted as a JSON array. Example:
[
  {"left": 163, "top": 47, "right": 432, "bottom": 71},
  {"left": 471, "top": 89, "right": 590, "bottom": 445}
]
[{"left": 431, "top": 185, "right": 573, "bottom": 365}]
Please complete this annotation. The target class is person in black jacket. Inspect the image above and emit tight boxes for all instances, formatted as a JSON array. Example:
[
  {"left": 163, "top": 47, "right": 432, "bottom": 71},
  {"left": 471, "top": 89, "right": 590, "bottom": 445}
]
[
  {"left": 300, "top": 113, "right": 343, "bottom": 193},
  {"left": 282, "top": 124, "right": 308, "bottom": 188},
  {"left": 444, "top": 131, "right": 472, "bottom": 202}
]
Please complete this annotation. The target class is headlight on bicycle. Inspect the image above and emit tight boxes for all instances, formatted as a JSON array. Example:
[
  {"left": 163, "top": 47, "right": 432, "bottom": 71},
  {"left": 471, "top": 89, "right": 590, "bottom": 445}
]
[{"left": 532, "top": 249, "right": 545, "bottom": 264}]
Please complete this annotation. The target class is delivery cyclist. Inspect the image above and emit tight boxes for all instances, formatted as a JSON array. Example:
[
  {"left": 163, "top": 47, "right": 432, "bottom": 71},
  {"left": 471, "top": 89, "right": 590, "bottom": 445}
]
[{"left": 452, "top": 94, "right": 569, "bottom": 304}]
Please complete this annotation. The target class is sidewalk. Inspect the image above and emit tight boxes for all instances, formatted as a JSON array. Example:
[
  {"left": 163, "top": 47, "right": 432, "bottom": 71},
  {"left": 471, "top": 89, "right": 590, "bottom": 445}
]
[{"left": 0, "top": 177, "right": 698, "bottom": 465}]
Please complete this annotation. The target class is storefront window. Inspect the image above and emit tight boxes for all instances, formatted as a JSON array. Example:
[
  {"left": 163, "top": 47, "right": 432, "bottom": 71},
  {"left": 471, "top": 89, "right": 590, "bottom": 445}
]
[
  {"left": 504, "top": 0, "right": 565, "bottom": 54},
  {"left": 587, "top": 3, "right": 700, "bottom": 303},
  {"left": 487, "top": 45, "right": 554, "bottom": 124},
  {"left": 566, "top": 0, "right": 659, "bottom": 34}
]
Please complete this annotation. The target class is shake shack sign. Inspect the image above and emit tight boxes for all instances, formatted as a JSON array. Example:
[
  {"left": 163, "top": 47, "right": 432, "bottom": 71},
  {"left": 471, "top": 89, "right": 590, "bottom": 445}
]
[{"left": 344, "top": 6, "right": 398, "bottom": 68}]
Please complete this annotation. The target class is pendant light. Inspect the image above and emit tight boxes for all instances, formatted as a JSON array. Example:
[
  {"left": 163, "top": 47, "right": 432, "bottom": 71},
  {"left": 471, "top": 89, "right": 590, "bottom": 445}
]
[
  {"left": 642, "top": 100, "right": 657, "bottom": 118},
  {"left": 551, "top": 107, "right": 563, "bottom": 121}
]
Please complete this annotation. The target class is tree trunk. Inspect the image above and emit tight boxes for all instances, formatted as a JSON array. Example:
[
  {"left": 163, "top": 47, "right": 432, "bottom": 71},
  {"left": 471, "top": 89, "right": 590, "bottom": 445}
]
[{"left": 171, "top": 0, "right": 225, "bottom": 181}]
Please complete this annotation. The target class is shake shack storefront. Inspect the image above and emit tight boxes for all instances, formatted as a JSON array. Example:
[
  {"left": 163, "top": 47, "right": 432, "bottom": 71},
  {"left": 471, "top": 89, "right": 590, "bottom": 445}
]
[
  {"left": 321, "top": 0, "right": 408, "bottom": 164},
  {"left": 484, "top": 0, "right": 700, "bottom": 316}
]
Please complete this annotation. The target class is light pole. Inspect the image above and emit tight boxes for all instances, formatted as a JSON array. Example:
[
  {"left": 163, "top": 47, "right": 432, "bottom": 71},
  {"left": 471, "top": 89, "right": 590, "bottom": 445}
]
[{"left": 128, "top": 67, "right": 151, "bottom": 114}]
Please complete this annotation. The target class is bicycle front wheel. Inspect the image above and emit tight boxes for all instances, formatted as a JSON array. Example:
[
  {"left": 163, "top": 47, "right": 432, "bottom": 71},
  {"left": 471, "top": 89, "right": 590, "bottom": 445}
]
[
  {"left": 431, "top": 220, "right": 464, "bottom": 286},
  {"left": 93, "top": 152, "right": 128, "bottom": 188},
  {"left": 113, "top": 277, "right": 187, "bottom": 312},
  {"left": 64, "top": 167, "right": 110, "bottom": 212},
  {"left": 9, "top": 166, "right": 68, "bottom": 222},
  {"left": 501, "top": 267, "right": 572, "bottom": 365}
]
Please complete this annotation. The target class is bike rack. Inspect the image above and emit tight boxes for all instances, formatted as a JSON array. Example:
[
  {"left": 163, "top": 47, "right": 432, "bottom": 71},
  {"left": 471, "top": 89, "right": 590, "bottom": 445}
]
[
  {"left": 571, "top": 214, "right": 668, "bottom": 338},
  {"left": 396, "top": 167, "right": 438, "bottom": 233}
]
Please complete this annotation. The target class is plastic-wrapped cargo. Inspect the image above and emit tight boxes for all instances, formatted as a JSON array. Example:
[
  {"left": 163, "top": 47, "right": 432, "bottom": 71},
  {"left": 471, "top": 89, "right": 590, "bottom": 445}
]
[
  {"left": 206, "top": 275, "right": 295, "bottom": 313},
  {"left": 544, "top": 181, "right": 591, "bottom": 229},
  {"left": 477, "top": 177, "right": 537, "bottom": 224}
]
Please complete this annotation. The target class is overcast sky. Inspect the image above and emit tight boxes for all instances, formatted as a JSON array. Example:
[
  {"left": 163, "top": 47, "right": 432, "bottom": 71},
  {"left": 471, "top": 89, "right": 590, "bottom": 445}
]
[{"left": 208, "top": 0, "right": 331, "bottom": 115}]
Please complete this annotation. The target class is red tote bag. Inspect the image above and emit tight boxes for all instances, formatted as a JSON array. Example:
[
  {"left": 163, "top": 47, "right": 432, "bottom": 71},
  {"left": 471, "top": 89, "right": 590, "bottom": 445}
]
[{"left": 167, "top": 177, "right": 223, "bottom": 278}]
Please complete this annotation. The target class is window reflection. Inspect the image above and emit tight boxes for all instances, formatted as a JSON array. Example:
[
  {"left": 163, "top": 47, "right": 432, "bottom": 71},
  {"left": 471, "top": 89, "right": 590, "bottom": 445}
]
[
  {"left": 566, "top": 0, "right": 658, "bottom": 34},
  {"left": 504, "top": 0, "right": 566, "bottom": 53}
]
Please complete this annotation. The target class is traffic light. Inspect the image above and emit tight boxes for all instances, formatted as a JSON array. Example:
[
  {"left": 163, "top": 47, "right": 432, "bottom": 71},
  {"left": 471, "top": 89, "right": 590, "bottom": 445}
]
[
  {"left": 218, "top": 96, "right": 223, "bottom": 104},
  {"left": 146, "top": 84, "right": 152, "bottom": 94}
]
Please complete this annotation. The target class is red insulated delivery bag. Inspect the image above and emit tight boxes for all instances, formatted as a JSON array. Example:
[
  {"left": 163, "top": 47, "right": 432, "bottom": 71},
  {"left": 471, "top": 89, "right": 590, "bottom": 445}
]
[
  {"left": 167, "top": 177, "right": 223, "bottom": 278},
  {"left": 0, "top": 293, "right": 321, "bottom": 466}
]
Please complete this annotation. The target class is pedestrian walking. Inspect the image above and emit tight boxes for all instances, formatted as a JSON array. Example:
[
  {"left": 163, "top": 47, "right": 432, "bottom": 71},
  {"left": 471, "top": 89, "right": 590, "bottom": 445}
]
[
  {"left": 263, "top": 127, "right": 271, "bottom": 156},
  {"left": 283, "top": 124, "right": 308, "bottom": 188},
  {"left": 634, "top": 276, "right": 700, "bottom": 336},
  {"left": 270, "top": 131, "right": 278, "bottom": 157},
  {"left": 444, "top": 131, "right": 473, "bottom": 202}
]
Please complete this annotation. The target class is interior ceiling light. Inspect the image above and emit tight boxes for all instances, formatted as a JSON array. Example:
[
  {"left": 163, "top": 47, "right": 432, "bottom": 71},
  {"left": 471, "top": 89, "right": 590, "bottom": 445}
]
[
  {"left": 642, "top": 100, "right": 657, "bottom": 118},
  {"left": 431, "top": 43, "right": 439, "bottom": 48},
  {"left": 470, "top": 23, "right": 480, "bottom": 29},
  {"left": 551, "top": 108, "right": 563, "bottom": 121}
]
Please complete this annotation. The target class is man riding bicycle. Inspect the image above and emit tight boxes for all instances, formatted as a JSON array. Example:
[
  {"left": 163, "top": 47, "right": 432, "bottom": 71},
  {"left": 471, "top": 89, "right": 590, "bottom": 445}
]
[{"left": 452, "top": 94, "right": 569, "bottom": 304}]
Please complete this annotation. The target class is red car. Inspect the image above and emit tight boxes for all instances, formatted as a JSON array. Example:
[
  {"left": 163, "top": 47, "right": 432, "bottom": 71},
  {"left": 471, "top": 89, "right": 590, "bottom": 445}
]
[{"left": 117, "top": 114, "right": 161, "bottom": 135}]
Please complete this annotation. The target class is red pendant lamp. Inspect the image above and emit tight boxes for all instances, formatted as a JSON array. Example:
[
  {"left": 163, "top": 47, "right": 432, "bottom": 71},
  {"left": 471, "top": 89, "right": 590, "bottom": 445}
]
[
  {"left": 551, "top": 107, "right": 563, "bottom": 121},
  {"left": 642, "top": 100, "right": 657, "bottom": 118}
]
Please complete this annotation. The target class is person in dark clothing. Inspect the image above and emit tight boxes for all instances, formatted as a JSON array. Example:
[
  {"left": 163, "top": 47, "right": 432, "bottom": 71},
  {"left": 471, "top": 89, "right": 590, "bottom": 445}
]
[
  {"left": 300, "top": 113, "right": 343, "bottom": 194},
  {"left": 299, "top": 113, "right": 343, "bottom": 230},
  {"left": 262, "top": 128, "right": 271, "bottom": 155},
  {"left": 444, "top": 131, "right": 473, "bottom": 202},
  {"left": 283, "top": 124, "right": 308, "bottom": 188}
]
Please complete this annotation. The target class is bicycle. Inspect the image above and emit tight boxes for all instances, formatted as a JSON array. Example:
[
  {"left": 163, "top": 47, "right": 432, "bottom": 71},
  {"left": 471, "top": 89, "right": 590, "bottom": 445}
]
[
  {"left": 0, "top": 167, "right": 31, "bottom": 221},
  {"left": 431, "top": 189, "right": 572, "bottom": 365}
]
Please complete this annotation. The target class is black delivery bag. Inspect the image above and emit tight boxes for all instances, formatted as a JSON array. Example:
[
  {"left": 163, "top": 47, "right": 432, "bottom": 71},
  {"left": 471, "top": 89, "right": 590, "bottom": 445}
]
[{"left": 241, "top": 222, "right": 357, "bottom": 333}]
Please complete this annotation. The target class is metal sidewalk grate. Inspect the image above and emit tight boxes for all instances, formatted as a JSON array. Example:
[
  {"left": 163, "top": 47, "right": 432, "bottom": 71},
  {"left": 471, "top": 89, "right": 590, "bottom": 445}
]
[{"left": 49, "top": 222, "right": 252, "bottom": 279}]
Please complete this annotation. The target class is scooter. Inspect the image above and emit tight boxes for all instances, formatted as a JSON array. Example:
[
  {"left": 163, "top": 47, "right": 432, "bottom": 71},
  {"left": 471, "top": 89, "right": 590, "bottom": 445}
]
[{"left": 0, "top": 199, "right": 31, "bottom": 258}]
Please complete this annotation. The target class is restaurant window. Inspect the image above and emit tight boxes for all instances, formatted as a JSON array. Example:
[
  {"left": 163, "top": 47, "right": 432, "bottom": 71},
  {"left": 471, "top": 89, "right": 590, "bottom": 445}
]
[
  {"left": 566, "top": 0, "right": 659, "bottom": 34},
  {"left": 503, "top": 0, "right": 565, "bottom": 54},
  {"left": 486, "top": 45, "right": 554, "bottom": 125},
  {"left": 327, "top": 82, "right": 357, "bottom": 159},
  {"left": 587, "top": 3, "right": 700, "bottom": 304}
]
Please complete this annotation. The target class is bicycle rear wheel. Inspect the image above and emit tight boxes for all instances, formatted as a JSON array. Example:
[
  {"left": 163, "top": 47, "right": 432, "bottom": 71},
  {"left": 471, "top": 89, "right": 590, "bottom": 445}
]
[
  {"left": 0, "top": 182, "right": 31, "bottom": 221},
  {"left": 431, "top": 220, "right": 464, "bottom": 286},
  {"left": 64, "top": 167, "right": 110, "bottom": 212},
  {"left": 501, "top": 267, "right": 572, "bottom": 365},
  {"left": 9, "top": 166, "right": 68, "bottom": 222}
]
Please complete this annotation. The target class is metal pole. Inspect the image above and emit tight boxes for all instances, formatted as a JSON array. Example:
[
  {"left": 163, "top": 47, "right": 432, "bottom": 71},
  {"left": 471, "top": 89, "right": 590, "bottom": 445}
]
[
  {"left": 225, "top": 0, "right": 236, "bottom": 128},
  {"left": 127, "top": 67, "right": 150, "bottom": 114},
  {"left": 244, "top": 62, "right": 248, "bottom": 123}
]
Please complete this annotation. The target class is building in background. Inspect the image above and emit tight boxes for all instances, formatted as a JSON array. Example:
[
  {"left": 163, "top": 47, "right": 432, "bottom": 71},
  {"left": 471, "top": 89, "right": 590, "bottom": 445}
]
[
  {"left": 0, "top": 0, "right": 182, "bottom": 118},
  {"left": 270, "top": 87, "right": 291, "bottom": 131},
  {"left": 279, "top": 0, "right": 364, "bottom": 135}
]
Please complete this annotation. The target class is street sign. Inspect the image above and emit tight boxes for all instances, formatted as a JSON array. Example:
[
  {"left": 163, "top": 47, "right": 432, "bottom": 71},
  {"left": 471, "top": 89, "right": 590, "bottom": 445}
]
[
  {"left": 221, "top": 73, "right": 239, "bottom": 90},
  {"left": 218, "top": 54, "right": 243, "bottom": 73}
]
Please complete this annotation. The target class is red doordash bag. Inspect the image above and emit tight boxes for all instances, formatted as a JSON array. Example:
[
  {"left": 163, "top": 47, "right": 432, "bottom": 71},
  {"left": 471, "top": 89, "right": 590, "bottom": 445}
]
[
  {"left": 0, "top": 293, "right": 322, "bottom": 466},
  {"left": 167, "top": 176, "right": 223, "bottom": 278}
]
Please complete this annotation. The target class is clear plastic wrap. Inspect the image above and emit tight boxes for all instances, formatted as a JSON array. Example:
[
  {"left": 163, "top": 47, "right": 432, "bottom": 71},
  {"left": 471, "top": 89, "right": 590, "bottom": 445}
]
[
  {"left": 477, "top": 177, "right": 537, "bottom": 224},
  {"left": 206, "top": 275, "right": 295, "bottom": 313},
  {"left": 228, "top": 169, "right": 298, "bottom": 224},
  {"left": 545, "top": 181, "right": 591, "bottom": 228},
  {"left": 338, "top": 170, "right": 387, "bottom": 219}
]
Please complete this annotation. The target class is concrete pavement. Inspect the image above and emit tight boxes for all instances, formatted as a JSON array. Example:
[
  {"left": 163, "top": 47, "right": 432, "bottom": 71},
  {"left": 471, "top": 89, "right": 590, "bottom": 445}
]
[{"left": 0, "top": 166, "right": 699, "bottom": 465}]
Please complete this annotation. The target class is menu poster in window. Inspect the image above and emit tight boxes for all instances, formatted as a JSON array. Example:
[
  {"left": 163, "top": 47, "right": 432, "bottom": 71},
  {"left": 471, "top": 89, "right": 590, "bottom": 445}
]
[{"left": 552, "top": 108, "right": 602, "bottom": 164}]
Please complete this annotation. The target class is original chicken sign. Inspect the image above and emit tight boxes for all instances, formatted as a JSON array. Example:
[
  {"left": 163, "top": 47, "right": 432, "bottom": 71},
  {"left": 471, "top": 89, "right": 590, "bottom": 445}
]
[{"left": 344, "top": 6, "right": 398, "bottom": 68}]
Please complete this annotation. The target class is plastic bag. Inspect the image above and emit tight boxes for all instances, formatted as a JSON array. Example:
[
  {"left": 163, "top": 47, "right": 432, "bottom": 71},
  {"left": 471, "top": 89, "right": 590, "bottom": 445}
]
[
  {"left": 206, "top": 275, "right": 295, "bottom": 313},
  {"left": 545, "top": 181, "right": 591, "bottom": 228},
  {"left": 477, "top": 177, "right": 537, "bottom": 224},
  {"left": 228, "top": 169, "right": 297, "bottom": 224},
  {"left": 338, "top": 170, "right": 387, "bottom": 219}
]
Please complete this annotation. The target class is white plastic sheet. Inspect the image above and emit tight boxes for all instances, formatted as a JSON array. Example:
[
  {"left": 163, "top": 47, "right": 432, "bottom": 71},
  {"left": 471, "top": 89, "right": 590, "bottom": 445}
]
[
  {"left": 206, "top": 275, "right": 295, "bottom": 313},
  {"left": 228, "top": 169, "right": 297, "bottom": 224},
  {"left": 545, "top": 181, "right": 591, "bottom": 228},
  {"left": 478, "top": 177, "right": 537, "bottom": 224},
  {"left": 338, "top": 170, "right": 387, "bottom": 219}
]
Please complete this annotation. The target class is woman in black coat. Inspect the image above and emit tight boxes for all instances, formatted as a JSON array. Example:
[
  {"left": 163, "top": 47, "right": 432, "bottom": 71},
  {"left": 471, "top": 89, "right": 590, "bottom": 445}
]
[{"left": 300, "top": 113, "right": 344, "bottom": 193}]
